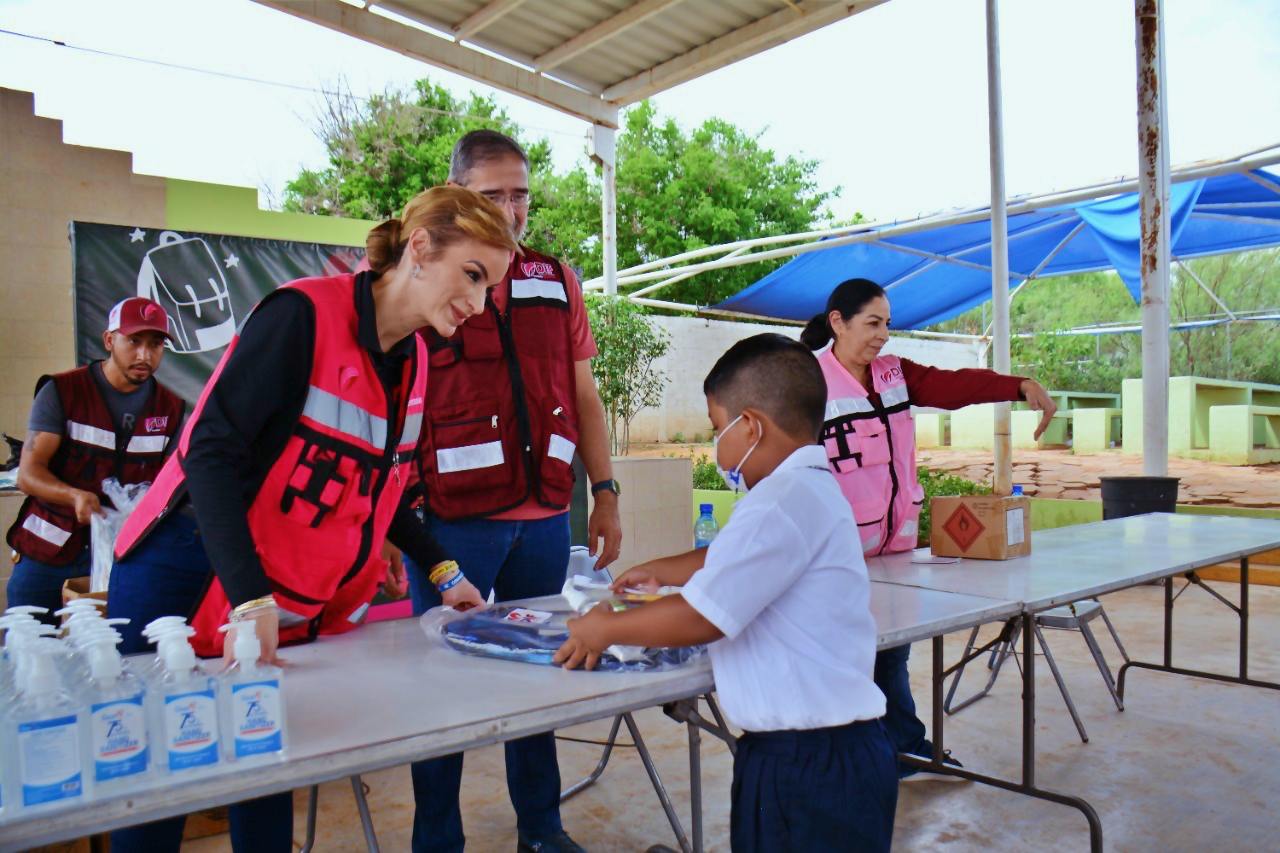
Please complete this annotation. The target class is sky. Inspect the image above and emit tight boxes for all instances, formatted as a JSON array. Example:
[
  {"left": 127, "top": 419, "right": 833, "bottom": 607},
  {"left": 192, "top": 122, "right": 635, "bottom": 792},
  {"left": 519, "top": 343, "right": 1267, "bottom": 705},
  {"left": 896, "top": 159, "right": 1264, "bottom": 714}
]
[{"left": 1, "top": 0, "right": 1277, "bottom": 225}]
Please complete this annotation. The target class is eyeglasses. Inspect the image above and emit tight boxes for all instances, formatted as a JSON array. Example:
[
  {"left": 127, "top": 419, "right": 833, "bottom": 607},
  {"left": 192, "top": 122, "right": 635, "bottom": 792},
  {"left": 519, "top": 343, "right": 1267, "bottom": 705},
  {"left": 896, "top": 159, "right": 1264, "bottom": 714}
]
[{"left": 479, "top": 190, "right": 530, "bottom": 208}]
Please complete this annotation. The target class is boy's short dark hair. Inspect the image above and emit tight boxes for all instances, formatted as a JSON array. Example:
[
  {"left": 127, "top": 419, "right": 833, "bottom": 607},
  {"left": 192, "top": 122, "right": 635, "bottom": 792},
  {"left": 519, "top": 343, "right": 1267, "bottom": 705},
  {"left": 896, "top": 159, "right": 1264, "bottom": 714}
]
[
  {"left": 703, "top": 334, "right": 827, "bottom": 441},
  {"left": 449, "top": 130, "right": 529, "bottom": 184}
]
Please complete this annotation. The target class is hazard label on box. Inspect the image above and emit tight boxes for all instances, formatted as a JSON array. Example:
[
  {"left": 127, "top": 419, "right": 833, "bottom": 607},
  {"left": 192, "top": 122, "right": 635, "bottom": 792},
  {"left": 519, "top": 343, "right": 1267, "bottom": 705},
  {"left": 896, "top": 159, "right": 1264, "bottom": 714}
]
[{"left": 942, "top": 504, "right": 985, "bottom": 552}]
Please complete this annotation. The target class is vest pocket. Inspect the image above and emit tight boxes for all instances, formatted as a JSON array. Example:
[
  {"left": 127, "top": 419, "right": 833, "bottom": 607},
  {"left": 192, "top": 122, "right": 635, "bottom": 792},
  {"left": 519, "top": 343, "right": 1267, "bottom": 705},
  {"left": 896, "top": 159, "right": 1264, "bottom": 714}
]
[
  {"left": 532, "top": 397, "right": 577, "bottom": 505},
  {"left": 460, "top": 313, "right": 503, "bottom": 360},
  {"left": 426, "top": 401, "right": 516, "bottom": 495}
]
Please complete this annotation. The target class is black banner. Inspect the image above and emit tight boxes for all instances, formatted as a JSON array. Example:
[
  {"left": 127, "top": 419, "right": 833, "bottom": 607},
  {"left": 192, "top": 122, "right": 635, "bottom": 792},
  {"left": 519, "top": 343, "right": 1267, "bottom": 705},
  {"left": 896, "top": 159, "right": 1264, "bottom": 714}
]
[{"left": 71, "top": 222, "right": 365, "bottom": 404}]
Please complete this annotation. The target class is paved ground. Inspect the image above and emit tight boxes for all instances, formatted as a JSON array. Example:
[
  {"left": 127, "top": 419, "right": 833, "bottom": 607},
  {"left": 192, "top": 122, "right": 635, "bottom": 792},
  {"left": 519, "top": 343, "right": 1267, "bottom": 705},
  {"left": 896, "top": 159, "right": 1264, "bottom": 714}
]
[{"left": 185, "top": 581, "right": 1280, "bottom": 852}]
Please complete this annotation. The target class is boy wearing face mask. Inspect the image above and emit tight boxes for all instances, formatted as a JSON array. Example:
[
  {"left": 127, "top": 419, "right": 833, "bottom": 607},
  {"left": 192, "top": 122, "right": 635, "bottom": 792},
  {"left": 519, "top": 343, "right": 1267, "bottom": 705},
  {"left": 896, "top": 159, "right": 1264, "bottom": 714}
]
[{"left": 555, "top": 334, "right": 896, "bottom": 853}]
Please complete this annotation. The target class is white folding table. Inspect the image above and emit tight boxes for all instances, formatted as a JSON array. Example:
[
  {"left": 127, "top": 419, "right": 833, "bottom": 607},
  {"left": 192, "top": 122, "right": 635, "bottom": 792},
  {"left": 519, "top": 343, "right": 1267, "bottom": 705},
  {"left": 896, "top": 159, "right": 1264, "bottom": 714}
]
[{"left": 867, "top": 512, "right": 1280, "bottom": 853}]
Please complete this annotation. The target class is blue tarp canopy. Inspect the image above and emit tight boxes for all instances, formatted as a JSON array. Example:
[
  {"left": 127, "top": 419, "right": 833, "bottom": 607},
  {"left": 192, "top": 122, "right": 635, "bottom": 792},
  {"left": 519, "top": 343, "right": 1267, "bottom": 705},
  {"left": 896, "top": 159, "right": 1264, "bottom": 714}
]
[{"left": 716, "top": 168, "right": 1280, "bottom": 330}]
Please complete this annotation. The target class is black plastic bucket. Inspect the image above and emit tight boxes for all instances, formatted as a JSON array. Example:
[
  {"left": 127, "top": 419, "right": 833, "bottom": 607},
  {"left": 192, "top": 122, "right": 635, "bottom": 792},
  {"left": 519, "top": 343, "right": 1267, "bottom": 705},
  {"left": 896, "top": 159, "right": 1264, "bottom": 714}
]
[{"left": 1099, "top": 476, "right": 1180, "bottom": 519}]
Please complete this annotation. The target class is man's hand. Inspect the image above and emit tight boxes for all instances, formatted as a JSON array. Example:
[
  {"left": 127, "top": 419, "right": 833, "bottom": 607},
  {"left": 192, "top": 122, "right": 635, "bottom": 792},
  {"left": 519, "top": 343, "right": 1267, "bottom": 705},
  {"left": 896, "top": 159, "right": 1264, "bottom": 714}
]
[
  {"left": 1020, "top": 379, "right": 1059, "bottom": 441},
  {"left": 381, "top": 544, "right": 408, "bottom": 599},
  {"left": 587, "top": 491, "right": 622, "bottom": 570},
  {"left": 72, "top": 489, "right": 103, "bottom": 525},
  {"left": 442, "top": 576, "right": 485, "bottom": 611},
  {"left": 554, "top": 604, "right": 613, "bottom": 670}
]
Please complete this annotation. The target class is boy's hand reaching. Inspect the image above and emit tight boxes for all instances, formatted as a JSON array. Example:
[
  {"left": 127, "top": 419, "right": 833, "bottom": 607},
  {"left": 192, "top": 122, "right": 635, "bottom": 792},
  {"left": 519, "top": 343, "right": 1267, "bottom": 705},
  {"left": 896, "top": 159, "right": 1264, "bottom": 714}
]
[
  {"left": 610, "top": 561, "right": 662, "bottom": 594},
  {"left": 554, "top": 603, "right": 613, "bottom": 671}
]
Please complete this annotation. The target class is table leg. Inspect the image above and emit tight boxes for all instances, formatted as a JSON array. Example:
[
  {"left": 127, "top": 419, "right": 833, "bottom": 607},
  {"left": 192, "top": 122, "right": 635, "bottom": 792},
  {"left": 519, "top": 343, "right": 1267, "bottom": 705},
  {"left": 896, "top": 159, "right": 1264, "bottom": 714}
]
[
  {"left": 903, "top": 624, "right": 1103, "bottom": 852},
  {"left": 351, "top": 775, "right": 380, "bottom": 853},
  {"left": 1240, "top": 557, "right": 1249, "bottom": 681},
  {"left": 688, "top": 717, "right": 702, "bottom": 853},
  {"left": 623, "top": 712, "right": 691, "bottom": 853}
]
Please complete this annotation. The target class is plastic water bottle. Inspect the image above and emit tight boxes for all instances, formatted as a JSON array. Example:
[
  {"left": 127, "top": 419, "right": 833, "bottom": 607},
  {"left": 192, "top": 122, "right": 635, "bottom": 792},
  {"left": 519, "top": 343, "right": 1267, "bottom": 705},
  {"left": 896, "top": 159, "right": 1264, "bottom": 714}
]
[
  {"left": 694, "top": 504, "right": 719, "bottom": 548},
  {"left": 1012, "top": 485, "right": 1024, "bottom": 496}
]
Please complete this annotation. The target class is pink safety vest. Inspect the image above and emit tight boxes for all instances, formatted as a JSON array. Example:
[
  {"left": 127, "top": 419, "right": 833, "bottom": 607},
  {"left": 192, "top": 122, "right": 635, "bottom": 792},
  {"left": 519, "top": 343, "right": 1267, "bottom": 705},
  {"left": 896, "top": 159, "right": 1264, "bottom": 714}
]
[{"left": 817, "top": 350, "right": 924, "bottom": 555}]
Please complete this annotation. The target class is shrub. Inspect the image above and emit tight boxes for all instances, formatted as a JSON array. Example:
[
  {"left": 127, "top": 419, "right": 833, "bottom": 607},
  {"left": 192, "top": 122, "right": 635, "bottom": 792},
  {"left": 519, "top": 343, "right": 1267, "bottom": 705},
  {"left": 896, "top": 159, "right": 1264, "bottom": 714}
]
[
  {"left": 916, "top": 466, "right": 991, "bottom": 546},
  {"left": 692, "top": 453, "right": 727, "bottom": 490}
]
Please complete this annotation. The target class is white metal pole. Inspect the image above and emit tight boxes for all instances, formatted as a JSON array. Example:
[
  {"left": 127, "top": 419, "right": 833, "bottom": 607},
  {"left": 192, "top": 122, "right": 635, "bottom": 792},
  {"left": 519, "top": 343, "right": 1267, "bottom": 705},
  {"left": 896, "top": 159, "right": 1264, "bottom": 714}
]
[
  {"left": 592, "top": 123, "right": 619, "bottom": 296},
  {"left": 1136, "top": 0, "right": 1171, "bottom": 476},
  {"left": 986, "top": 0, "right": 1013, "bottom": 496}
]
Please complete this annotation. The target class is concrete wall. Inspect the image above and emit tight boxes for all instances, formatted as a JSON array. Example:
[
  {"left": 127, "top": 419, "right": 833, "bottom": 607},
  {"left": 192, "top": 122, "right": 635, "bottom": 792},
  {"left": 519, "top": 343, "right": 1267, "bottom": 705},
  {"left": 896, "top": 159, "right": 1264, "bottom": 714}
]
[
  {"left": 629, "top": 315, "right": 984, "bottom": 443},
  {"left": 594, "top": 457, "right": 692, "bottom": 574}
]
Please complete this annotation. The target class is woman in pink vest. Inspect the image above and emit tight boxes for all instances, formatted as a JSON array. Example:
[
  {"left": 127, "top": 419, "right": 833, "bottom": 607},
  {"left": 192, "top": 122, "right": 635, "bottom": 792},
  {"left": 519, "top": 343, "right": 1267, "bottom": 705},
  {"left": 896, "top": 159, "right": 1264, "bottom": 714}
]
[
  {"left": 103, "top": 187, "right": 512, "bottom": 852},
  {"left": 801, "top": 277, "right": 1056, "bottom": 783}
]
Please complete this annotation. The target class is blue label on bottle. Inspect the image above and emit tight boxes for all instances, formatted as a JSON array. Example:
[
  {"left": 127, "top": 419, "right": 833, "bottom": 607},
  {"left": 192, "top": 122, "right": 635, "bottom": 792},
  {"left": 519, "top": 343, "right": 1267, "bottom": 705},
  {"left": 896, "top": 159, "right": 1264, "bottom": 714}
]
[
  {"left": 232, "top": 680, "right": 283, "bottom": 757},
  {"left": 92, "top": 695, "right": 149, "bottom": 781},
  {"left": 18, "top": 715, "right": 83, "bottom": 805},
  {"left": 164, "top": 690, "right": 219, "bottom": 771}
]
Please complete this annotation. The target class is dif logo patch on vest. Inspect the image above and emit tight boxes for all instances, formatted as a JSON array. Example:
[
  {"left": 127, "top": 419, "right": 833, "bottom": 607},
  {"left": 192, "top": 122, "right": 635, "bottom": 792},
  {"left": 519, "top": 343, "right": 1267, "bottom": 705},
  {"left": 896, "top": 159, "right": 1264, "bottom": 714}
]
[
  {"left": 145, "top": 416, "right": 169, "bottom": 433},
  {"left": 520, "top": 260, "right": 556, "bottom": 279}
]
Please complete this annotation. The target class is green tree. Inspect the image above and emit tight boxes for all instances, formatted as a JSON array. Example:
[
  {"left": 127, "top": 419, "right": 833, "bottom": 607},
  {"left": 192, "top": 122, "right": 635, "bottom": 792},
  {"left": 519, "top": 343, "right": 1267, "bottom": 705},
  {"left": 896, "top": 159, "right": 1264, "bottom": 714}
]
[
  {"left": 532, "top": 102, "right": 839, "bottom": 305},
  {"left": 282, "top": 80, "right": 552, "bottom": 220},
  {"left": 584, "top": 294, "right": 670, "bottom": 454}
]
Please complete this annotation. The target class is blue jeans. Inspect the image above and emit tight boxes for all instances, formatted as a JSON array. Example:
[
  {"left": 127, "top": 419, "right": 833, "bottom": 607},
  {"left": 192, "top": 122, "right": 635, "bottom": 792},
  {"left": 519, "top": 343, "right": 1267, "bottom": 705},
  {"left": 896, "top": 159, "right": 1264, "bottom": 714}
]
[
  {"left": 405, "top": 512, "right": 571, "bottom": 853},
  {"left": 106, "top": 513, "right": 294, "bottom": 853},
  {"left": 6, "top": 550, "right": 91, "bottom": 624},
  {"left": 874, "top": 643, "right": 933, "bottom": 770}
]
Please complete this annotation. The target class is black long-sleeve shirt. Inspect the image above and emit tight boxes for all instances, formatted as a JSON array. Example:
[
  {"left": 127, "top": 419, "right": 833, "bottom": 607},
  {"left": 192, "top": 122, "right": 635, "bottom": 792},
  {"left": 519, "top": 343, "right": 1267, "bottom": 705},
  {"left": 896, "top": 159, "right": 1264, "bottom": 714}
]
[{"left": 180, "top": 272, "right": 447, "bottom": 607}]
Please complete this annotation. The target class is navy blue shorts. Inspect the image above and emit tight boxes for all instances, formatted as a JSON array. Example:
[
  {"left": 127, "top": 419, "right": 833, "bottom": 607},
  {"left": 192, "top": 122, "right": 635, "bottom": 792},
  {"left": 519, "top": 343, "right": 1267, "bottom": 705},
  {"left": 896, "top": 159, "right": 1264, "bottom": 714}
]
[{"left": 731, "top": 718, "right": 898, "bottom": 853}]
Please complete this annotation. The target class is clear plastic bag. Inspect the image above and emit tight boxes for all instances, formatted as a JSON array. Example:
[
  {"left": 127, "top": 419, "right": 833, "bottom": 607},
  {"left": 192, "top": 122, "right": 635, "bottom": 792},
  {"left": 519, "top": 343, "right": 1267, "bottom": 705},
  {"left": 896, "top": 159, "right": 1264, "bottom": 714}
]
[
  {"left": 89, "top": 477, "right": 151, "bottom": 592},
  {"left": 419, "top": 592, "right": 705, "bottom": 673}
]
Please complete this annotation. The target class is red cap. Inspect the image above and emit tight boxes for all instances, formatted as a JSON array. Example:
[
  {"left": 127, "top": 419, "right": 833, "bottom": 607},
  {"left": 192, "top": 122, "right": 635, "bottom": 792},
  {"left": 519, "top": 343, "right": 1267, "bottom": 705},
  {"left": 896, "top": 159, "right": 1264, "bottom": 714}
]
[{"left": 107, "top": 297, "right": 171, "bottom": 340}]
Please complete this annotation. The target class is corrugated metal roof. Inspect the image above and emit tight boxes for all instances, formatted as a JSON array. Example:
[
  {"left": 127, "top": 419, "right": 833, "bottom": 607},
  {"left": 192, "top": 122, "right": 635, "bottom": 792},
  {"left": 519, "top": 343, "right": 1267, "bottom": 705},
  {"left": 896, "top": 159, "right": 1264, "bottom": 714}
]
[{"left": 253, "top": 0, "right": 887, "bottom": 125}]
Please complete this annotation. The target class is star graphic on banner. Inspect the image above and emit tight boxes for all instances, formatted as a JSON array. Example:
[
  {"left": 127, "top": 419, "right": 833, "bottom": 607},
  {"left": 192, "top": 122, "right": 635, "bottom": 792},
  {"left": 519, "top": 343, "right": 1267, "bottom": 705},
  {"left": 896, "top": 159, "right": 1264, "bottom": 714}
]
[
  {"left": 223, "top": 253, "right": 240, "bottom": 269},
  {"left": 128, "top": 227, "right": 146, "bottom": 243}
]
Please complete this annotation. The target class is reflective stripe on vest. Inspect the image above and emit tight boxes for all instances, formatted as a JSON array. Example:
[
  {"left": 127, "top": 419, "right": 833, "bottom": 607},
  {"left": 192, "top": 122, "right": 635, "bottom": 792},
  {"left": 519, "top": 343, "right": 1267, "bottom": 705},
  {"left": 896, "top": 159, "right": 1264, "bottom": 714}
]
[
  {"left": 22, "top": 514, "right": 72, "bottom": 547},
  {"left": 881, "top": 384, "right": 910, "bottom": 408},
  {"left": 126, "top": 434, "right": 169, "bottom": 454},
  {"left": 437, "top": 440, "right": 504, "bottom": 474},
  {"left": 548, "top": 434, "right": 576, "bottom": 465},
  {"left": 825, "top": 397, "right": 875, "bottom": 420},
  {"left": 67, "top": 420, "right": 116, "bottom": 450},
  {"left": 302, "top": 385, "right": 389, "bottom": 450},
  {"left": 510, "top": 278, "right": 567, "bottom": 302}
]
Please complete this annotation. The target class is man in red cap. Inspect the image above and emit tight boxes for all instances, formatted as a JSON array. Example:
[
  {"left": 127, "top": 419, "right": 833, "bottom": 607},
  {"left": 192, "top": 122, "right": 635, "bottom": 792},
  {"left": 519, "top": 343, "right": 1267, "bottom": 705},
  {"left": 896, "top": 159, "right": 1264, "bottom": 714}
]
[{"left": 6, "top": 297, "right": 186, "bottom": 618}]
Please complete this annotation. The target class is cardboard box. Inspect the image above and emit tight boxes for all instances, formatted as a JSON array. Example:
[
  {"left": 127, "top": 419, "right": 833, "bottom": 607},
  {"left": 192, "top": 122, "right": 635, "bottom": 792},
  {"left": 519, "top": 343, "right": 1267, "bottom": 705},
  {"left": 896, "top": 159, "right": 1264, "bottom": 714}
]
[
  {"left": 60, "top": 576, "right": 107, "bottom": 615},
  {"left": 930, "top": 495, "right": 1031, "bottom": 560}
]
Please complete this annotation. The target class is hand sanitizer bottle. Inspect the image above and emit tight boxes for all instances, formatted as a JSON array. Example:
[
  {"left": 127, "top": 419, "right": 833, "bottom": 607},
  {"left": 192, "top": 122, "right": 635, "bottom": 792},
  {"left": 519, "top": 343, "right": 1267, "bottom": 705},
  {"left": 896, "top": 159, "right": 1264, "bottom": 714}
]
[
  {"left": 147, "top": 627, "right": 219, "bottom": 775},
  {"left": 1, "top": 637, "right": 84, "bottom": 811},
  {"left": 78, "top": 628, "right": 149, "bottom": 794},
  {"left": 217, "top": 622, "right": 286, "bottom": 763}
]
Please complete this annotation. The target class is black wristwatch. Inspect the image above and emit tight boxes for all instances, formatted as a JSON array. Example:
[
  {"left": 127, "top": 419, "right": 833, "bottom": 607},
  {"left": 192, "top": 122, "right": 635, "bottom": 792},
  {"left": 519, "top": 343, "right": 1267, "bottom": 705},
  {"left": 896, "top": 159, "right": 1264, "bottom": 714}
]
[{"left": 591, "top": 479, "right": 621, "bottom": 497}]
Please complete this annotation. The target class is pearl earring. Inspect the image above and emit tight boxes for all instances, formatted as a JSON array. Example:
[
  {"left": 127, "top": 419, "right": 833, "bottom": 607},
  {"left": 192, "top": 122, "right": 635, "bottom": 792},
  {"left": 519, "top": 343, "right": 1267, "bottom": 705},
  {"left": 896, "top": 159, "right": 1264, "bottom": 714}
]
[{"left": 412, "top": 264, "right": 421, "bottom": 278}]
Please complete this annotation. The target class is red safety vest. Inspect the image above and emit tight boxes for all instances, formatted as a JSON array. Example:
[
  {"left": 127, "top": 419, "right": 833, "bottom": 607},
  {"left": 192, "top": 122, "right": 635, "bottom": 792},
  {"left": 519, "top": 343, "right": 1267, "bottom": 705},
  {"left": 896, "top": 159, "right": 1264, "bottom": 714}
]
[
  {"left": 419, "top": 246, "right": 579, "bottom": 520},
  {"left": 115, "top": 274, "right": 427, "bottom": 657},
  {"left": 818, "top": 351, "right": 925, "bottom": 555},
  {"left": 7, "top": 365, "right": 184, "bottom": 565}
]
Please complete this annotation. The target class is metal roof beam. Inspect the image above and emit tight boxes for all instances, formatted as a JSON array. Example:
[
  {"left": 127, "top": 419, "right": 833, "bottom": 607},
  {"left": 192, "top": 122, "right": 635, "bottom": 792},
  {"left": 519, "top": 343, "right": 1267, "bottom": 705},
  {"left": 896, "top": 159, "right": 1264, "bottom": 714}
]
[
  {"left": 453, "top": 0, "right": 529, "bottom": 41},
  {"left": 602, "top": 0, "right": 887, "bottom": 105},
  {"left": 534, "top": 0, "right": 683, "bottom": 71},
  {"left": 254, "top": 0, "right": 618, "bottom": 126}
]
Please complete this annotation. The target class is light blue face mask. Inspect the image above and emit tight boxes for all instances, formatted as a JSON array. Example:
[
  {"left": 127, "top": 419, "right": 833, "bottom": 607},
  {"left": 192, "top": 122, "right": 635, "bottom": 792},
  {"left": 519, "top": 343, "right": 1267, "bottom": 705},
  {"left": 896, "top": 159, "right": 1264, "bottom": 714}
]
[{"left": 713, "top": 414, "right": 761, "bottom": 493}]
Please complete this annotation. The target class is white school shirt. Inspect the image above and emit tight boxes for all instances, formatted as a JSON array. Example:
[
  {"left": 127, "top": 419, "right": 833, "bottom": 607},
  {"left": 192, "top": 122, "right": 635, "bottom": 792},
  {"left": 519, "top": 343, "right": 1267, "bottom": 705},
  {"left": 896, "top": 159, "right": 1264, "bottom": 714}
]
[{"left": 681, "top": 444, "right": 885, "bottom": 732}]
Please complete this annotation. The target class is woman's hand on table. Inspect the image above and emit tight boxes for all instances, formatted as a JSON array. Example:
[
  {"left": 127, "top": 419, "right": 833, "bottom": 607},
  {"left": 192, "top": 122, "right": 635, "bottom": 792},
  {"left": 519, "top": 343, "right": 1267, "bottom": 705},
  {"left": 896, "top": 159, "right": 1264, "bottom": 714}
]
[
  {"left": 554, "top": 603, "right": 612, "bottom": 671},
  {"left": 442, "top": 575, "right": 485, "bottom": 611},
  {"left": 223, "top": 607, "right": 286, "bottom": 668},
  {"left": 1020, "top": 379, "right": 1059, "bottom": 440}
]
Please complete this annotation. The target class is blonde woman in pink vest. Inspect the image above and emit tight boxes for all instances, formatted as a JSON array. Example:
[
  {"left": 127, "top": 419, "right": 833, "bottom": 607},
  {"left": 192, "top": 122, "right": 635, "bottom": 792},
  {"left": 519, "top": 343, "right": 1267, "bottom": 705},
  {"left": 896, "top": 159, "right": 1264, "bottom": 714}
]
[{"left": 801, "top": 277, "right": 1057, "bottom": 783}]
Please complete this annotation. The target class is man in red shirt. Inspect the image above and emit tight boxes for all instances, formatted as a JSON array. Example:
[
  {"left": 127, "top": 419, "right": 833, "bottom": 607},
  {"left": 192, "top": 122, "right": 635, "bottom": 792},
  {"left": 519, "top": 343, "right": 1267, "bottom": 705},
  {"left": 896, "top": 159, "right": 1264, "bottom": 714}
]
[{"left": 406, "top": 130, "right": 620, "bottom": 853}]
